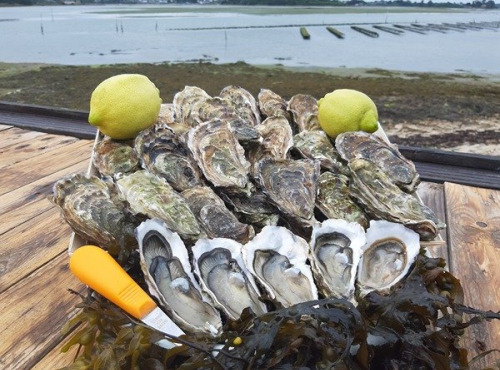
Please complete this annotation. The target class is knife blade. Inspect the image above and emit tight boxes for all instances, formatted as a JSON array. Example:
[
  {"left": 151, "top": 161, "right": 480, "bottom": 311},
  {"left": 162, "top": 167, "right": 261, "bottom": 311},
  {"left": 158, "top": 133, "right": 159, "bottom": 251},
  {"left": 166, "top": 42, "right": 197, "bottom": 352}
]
[{"left": 69, "top": 245, "right": 185, "bottom": 348}]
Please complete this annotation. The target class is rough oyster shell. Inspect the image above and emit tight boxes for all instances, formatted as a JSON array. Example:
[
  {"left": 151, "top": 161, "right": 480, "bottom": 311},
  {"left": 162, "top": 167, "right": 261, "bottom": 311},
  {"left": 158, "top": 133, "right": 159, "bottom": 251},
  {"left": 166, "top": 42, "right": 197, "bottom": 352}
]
[
  {"left": 287, "top": 94, "right": 321, "bottom": 133},
  {"left": 256, "top": 158, "right": 320, "bottom": 224},
  {"left": 316, "top": 171, "right": 369, "bottom": 228},
  {"left": 336, "top": 131, "right": 420, "bottom": 193},
  {"left": 51, "top": 173, "right": 137, "bottom": 259},
  {"left": 257, "top": 88, "right": 291, "bottom": 120},
  {"left": 309, "top": 219, "right": 365, "bottom": 299},
  {"left": 116, "top": 170, "right": 201, "bottom": 240},
  {"left": 136, "top": 219, "right": 222, "bottom": 336},
  {"left": 242, "top": 226, "right": 318, "bottom": 307},
  {"left": 347, "top": 158, "right": 442, "bottom": 240},
  {"left": 92, "top": 138, "right": 139, "bottom": 178},
  {"left": 157, "top": 103, "right": 190, "bottom": 136},
  {"left": 293, "top": 130, "right": 348, "bottom": 175},
  {"left": 357, "top": 220, "right": 420, "bottom": 295},
  {"left": 186, "top": 119, "right": 251, "bottom": 189},
  {"left": 220, "top": 85, "right": 261, "bottom": 126},
  {"left": 173, "top": 86, "right": 211, "bottom": 127},
  {"left": 182, "top": 186, "right": 255, "bottom": 244},
  {"left": 192, "top": 238, "right": 266, "bottom": 320},
  {"left": 135, "top": 125, "right": 203, "bottom": 192}
]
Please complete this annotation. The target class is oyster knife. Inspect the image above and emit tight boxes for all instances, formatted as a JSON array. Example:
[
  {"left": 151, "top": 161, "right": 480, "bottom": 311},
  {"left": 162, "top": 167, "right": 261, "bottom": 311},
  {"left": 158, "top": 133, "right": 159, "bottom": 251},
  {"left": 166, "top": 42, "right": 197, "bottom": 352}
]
[{"left": 69, "top": 245, "right": 184, "bottom": 347}]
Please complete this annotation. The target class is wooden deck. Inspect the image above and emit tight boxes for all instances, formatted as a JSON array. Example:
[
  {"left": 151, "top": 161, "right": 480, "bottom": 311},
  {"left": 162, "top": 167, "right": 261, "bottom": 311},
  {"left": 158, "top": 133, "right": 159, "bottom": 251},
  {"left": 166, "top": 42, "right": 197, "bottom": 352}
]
[{"left": 0, "top": 124, "right": 499, "bottom": 369}]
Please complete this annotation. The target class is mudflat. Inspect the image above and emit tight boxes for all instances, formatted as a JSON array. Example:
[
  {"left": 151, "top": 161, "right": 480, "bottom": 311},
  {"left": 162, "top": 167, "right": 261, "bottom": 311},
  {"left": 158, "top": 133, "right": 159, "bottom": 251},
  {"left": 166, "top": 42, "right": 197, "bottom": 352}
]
[{"left": 0, "top": 61, "right": 498, "bottom": 156}]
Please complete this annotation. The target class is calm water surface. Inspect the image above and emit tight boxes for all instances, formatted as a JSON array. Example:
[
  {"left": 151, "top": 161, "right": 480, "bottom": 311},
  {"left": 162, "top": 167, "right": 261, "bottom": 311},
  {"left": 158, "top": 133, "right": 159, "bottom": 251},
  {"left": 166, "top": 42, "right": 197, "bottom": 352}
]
[{"left": 1, "top": 5, "right": 499, "bottom": 74}]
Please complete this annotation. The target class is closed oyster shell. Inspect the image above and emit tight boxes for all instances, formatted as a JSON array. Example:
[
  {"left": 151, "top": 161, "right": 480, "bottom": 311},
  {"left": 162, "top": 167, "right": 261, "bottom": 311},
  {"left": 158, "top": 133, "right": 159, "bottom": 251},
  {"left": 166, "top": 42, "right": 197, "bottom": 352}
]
[
  {"left": 192, "top": 238, "right": 266, "bottom": 320},
  {"left": 157, "top": 103, "right": 190, "bottom": 136},
  {"left": 287, "top": 94, "right": 321, "bottom": 133},
  {"left": 92, "top": 138, "right": 139, "bottom": 178},
  {"left": 116, "top": 170, "right": 201, "bottom": 240},
  {"left": 136, "top": 219, "right": 222, "bottom": 336},
  {"left": 309, "top": 219, "right": 365, "bottom": 299},
  {"left": 173, "top": 86, "right": 211, "bottom": 127},
  {"left": 182, "top": 186, "right": 255, "bottom": 244},
  {"left": 220, "top": 85, "right": 261, "bottom": 126},
  {"left": 135, "top": 125, "right": 203, "bottom": 192},
  {"left": 257, "top": 88, "right": 290, "bottom": 120},
  {"left": 357, "top": 220, "right": 420, "bottom": 295},
  {"left": 256, "top": 159, "right": 320, "bottom": 224},
  {"left": 51, "top": 173, "right": 136, "bottom": 259},
  {"left": 293, "top": 130, "right": 348, "bottom": 175},
  {"left": 242, "top": 226, "right": 318, "bottom": 307},
  {"left": 348, "top": 158, "right": 442, "bottom": 240},
  {"left": 186, "top": 119, "right": 250, "bottom": 189},
  {"left": 336, "top": 131, "right": 420, "bottom": 192},
  {"left": 316, "top": 171, "right": 369, "bottom": 228}
]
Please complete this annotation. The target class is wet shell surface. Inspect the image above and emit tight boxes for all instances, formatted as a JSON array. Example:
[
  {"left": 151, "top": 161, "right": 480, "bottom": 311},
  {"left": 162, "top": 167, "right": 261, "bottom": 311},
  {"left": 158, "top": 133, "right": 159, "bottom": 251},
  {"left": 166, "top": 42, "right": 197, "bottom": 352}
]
[
  {"left": 92, "top": 138, "right": 139, "bottom": 178},
  {"left": 136, "top": 219, "right": 222, "bottom": 336},
  {"left": 220, "top": 85, "right": 261, "bottom": 127},
  {"left": 287, "top": 93, "right": 321, "bottom": 133},
  {"left": 192, "top": 238, "right": 267, "bottom": 320},
  {"left": 242, "top": 226, "right": 318, "bottom": 307},
  {"left": 257, "top": 88, "right": 291, "bottom": 120}
]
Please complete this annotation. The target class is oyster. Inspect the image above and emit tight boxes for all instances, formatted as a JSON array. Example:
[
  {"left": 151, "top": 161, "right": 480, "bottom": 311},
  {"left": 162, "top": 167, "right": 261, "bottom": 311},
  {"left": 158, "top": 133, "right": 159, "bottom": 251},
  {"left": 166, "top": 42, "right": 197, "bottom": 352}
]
[
  {"left": 182, "top": 186, "right": 255, "bottom": 244},
  {"left": 257, "top": 88, "right": 291, "bottom": 120},
  {"left": 157, "top": 103, "right": 190, "bottom": 136},
  {"left": 293, "top": 130, "right": 348, "bottom": 175},
  {"left": 287, "top": 94, "right": 321, "bottom": 133},
  {"left": 186, "top": 119, "right": 250, "bottom": 189},
  {"left": 316, "top": 171, "right": 369, "bottom": 228},
  {"left": 357, "top": 220, "right": 420, "bottom": 295},
  {"left": 192, "top": 238, "right": 267, "bottom": 320},
  {"left": 220, "top": 85, "right": 261, "bottom": 126},
  {"left": 347, "top": 158, "right": 442, "bottom": 240},
  {"left": 51, "top": 173, "right": 136, "bottom": 259},
  {"left": 336, "top": 131, "right": 420, "bottom": 192},
  {"left": 173, "top": 86, "right": 211, "bottom": 127},
  {"left": 309, "top": 219, "right": 365, "bottom": 299},
  {"left": 136, "top": 219, "right": 222, "bottom": 336},
  {"left": 242, "top": 226, "right": 318, "bottom": 307},
  {"left": 92, "top": 137, "right": 139, "bottom": 178},
  {"left": 256, "top": 159, "right": 320, "bottom": 224},
  {"left": 116, "top": 170, "right": 201, "bottom": 240},
  {"left": 135, "top": 125, "right": 203, "bottom": 192}
]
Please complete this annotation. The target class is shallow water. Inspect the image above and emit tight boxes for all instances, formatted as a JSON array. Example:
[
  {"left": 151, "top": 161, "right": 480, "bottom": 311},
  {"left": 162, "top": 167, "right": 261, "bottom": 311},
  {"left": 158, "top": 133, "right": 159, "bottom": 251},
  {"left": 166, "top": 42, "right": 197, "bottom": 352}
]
[{"left": 1, "top": 5, "right": 499, "bottom": 74}]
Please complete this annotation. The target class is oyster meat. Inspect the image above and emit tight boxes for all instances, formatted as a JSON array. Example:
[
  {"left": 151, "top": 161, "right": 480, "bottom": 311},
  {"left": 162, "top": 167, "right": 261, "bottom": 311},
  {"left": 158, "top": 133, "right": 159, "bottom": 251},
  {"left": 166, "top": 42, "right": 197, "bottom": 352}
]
[
  {"left": 186, "top": 119, "right": 251, "bottom": 189},
  {"left": 116, "top": 170, "right": 201, "bottom": 240},
  {"left": 293, "top": 130, "right": 348, "bottom": 175},
  {"left": 220, "top": 85, "right": 261, "bottom": 126},
  {"left": 287, "top": 94, "right": 321, "bottom": 133},
  {"left": 357, "top": 220, "right": 420, "bottom": 295},
  {"left": 257, "top": 88, "right": 291, "bottom": 120},
  {"left": 182, "top": 186, "right": 255, "bottom": 244},
  {"left": 135, "top": 125, "right": 203, "bottom": 192},
  {"left": 92, "top": 137, "right": 139, "bottom": 178},
  {"left": 347, "top": 158, "right": 442, "bottom": 240},
  {"left": 316, "top": 171, "right": 369, "bottom": 228},
  {"left": 336, "top": 131, "right": 420, "bottom": 192},
  {"left": 192, "top": 238, "right": 267, "bottom": 320},
  {"left": 309, "top": 219, "right": 365, "bottom": 299},
  {"left": 136, "top": 219, "right": 222, "bottom": 336},
  {"left": 242, "top": 226, "right": 318, "bottom": 307}
]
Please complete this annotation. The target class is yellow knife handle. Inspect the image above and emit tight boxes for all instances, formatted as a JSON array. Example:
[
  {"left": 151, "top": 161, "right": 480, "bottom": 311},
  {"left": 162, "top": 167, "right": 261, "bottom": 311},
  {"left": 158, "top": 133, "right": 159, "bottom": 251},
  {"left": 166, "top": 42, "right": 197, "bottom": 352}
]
[{"left": 69, "top": 245, "right": 157, "bottom": 320}]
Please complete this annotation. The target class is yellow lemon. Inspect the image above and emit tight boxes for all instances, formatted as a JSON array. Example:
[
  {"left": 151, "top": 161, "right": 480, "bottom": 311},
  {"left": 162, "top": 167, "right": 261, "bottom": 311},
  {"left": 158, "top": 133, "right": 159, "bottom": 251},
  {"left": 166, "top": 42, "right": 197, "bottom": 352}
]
[
  {"left": 88, "top": 74, "right": 162, "bottom": 140},
  {"left": 317, "top": 89, "right": 379, "bottom": 138}
]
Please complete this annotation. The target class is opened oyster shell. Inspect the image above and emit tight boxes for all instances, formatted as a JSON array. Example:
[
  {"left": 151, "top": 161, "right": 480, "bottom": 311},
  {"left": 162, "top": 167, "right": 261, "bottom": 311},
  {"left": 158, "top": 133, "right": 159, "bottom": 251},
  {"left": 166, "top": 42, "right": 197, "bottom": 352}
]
[
  {"left": 357, "top": 220, "right": 420, "bottom": 295},
  {"left": 92, "top": 138, "right": 139, "bottom": 178},
  {"left": 242, "top": 226, "right": 318, "bottom": 307},
  {"left": 116, "top": 170, "right": 201, "bottom": 240},
  {"left": 336, "top": 131, "right": 420, "bottom": 193},
  {"left": 309, "top": 219, "right": 365, "bottom": 299},
  {"left": 287, "top": 94, "right": 321, "bottom": 133},
  {"left": 136, "top": 219, "right": 222, "bottom": 336},
  {"left": 192, "top": 238, "right": 267, "bottom": 320}
]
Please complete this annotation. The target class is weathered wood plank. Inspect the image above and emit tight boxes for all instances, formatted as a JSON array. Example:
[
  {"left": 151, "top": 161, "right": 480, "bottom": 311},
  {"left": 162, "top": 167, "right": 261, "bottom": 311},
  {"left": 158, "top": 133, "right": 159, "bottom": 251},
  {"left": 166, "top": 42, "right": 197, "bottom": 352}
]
[
  {"left": 416, "top": 182, "right": 449, "bottom": 264},
  {"left": 445, "top": 182, "right": 500, "bottom": 368},
  {"left": 0, "top": 126, "right": 46, "bottom": 150},
  {"left": 32, "top": 342, "right": 82, "bottom": 370},
  {"left": 0, "top": 132, "right": 79, "bottom": 169},
  {"left": 0, "top": 207, "right": 73, "bottom": 293},
  {"left": 0, "top": 253, "right": 83, "bottom": 370},
  {"left": 0, "top": 123, "right": 11, "bottom": 131},
  {"left": 0, "top": 159, "right": 89, "bottom": 235},
  {"left": 0, "top": 140, "right": 92, "bottom": 196}
]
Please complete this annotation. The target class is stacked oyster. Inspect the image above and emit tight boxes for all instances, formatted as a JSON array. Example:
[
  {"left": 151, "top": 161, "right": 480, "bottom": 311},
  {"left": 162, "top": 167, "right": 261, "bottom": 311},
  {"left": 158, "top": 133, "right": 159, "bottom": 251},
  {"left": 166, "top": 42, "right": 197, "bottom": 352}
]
[{"left": 52, "top": 85, "right": 444, "bottom": 338}]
